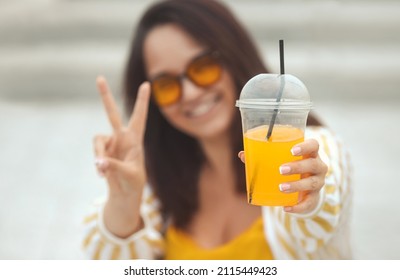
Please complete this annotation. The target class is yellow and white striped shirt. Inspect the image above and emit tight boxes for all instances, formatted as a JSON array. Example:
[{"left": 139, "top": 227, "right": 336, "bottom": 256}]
[{"left": 82, "top": 126, "right": 352, "bottom": 259}]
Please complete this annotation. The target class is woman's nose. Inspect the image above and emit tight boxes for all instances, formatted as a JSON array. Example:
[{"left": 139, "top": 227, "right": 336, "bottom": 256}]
[{"left": 180, "top": 77, "right": 204, "bottom": 103}]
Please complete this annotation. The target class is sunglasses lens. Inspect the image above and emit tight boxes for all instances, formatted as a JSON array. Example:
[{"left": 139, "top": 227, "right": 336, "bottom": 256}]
[
  {"left": 187, "top": 54, "right": 222, "bottom": 87},
  {"left": 152, "top": 76, "right": 181, "bottom": 106},
  {"left": 151, "top": 52, "right": 222, "bottom": 107}
]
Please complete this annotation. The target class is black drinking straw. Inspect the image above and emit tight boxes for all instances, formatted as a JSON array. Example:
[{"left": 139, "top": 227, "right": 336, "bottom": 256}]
[{"left": 266, "top": 39, "right": 286, "bottom": 140}]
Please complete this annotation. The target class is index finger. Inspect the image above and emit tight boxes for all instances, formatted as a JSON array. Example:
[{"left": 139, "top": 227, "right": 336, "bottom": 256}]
[
  {"left": 291, "top": 139, "right": 319, "bottom": 158},
  {"left": 127, "top": 81, "right": 151, "bottom": 141},
  {"left": 96, "top": 76, "right": 123, "bottom": 132}
]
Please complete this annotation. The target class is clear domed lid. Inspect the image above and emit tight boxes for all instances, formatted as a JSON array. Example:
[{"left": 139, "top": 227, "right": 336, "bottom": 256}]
[{"left": 236, "top": 74, "right": 312, "bottom": 110}]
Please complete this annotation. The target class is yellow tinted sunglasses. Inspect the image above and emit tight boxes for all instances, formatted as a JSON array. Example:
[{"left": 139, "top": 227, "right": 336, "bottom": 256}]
[{"left": 150, "top": 51, "right": 222, "bottom": 106}]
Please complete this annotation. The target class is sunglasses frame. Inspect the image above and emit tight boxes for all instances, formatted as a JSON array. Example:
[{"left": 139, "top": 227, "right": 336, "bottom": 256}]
[{"left": 149, "top": 50, "right": 222, "bottom": 106}]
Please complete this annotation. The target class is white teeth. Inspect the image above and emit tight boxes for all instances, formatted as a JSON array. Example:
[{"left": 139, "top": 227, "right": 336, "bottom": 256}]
[{"left": 188, "top": 97, "right": 218, "bottom": 117}]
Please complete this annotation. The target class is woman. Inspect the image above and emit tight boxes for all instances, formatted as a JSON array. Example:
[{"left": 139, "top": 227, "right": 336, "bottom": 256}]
[{"left": 83, "top": 0, "right": 352, "bottom": 259}]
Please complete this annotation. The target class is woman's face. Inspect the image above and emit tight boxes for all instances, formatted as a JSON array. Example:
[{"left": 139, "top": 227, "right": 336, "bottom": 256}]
[{"left": 143, "top": 24, "right": 237, "bottom": 141}]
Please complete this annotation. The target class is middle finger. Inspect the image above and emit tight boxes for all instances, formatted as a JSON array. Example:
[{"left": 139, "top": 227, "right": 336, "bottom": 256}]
[
  {"left": 280, "top": 157, "right": 326, "bottom": 176},
  {"left": 280, "top": 175, "right": 324, "bottom": 193},
  {"left": 127, "top": 82, "right": 151, "bottom": 142}
]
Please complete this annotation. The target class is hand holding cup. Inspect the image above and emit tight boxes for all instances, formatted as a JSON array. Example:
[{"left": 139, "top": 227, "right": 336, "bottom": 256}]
[{"left": 238, "top": 139, "right": 328, "bottom": 214}]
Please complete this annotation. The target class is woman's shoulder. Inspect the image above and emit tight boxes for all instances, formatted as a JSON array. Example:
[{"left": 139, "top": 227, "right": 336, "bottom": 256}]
[
  {"left": 305, "top": 125, "right": 347, "bottom": 153},
  {"left": 305, "top": 125, "right": 351, "bottom": 187},
  {"left": 305, "top": 125, "right": 337, "bottom": 138}
]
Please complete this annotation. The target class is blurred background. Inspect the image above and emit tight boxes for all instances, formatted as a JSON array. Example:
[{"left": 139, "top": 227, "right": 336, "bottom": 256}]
[{"left": 0, "top": 0, "right": 399, "bottom": 259}]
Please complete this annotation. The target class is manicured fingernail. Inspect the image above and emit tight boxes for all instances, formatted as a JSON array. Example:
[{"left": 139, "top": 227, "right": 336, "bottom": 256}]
[
  {"left": 279, "top": 183, "right": 291, "bottom": 192},
  {"left": 284, "top": 206, "right": 293, "bottom": 212},
  {"left": 279, "top": 165, "right": 291, "bottom": 175},
  {"left": 291, "top": 146, "right": 302, "bottom": 156},
  {"left": 95, "top": 158, "right": 103, "bottom": 166},
  {"left": 95, "top": 158, "right": 108, "bottom": 169}
]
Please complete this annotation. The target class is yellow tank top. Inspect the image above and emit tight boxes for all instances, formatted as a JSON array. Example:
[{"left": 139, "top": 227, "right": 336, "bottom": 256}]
[{"left": 165, "top": 217, "right": 273, "bottom": 260}]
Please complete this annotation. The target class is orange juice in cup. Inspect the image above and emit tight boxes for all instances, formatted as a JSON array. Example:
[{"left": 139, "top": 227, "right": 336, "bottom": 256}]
[
  {"left": 236, "top": 73, "right": 312, "bottom": 206},
  {"left": 243, "top": 125, "right": 304, "bottom": 206}
]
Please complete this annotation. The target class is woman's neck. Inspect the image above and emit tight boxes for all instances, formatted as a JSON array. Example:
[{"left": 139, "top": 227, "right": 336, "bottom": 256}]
[{"left": 199, "top": 133, "right": 233, "bottom": 176}]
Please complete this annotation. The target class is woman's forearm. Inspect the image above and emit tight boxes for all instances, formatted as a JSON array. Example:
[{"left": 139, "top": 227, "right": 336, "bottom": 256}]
[{"left": 103, "top": 191, "right": 143, "bottom": 238}]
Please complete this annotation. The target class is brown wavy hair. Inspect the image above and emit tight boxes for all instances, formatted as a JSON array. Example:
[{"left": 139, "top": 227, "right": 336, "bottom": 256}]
[{"left": 123, "top": 0, "right": 321, "bottom": 229}]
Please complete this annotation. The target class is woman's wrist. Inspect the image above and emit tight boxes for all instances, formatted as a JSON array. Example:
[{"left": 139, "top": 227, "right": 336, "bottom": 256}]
[{"left": 103, "top": 191, "right": 143, "bottom": 238}]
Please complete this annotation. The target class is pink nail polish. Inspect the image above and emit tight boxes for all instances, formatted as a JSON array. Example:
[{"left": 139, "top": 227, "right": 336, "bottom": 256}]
[
  {"left": 279, "top": 183, "right": 291, "bottom": 192},
  {"left": 284, "top": 206, "right": 293, "bottom": 212},
  {"left": 279, "top": 165, "right": 291, "bottom": 175},
  {"left": 291, "top": 146, "right": 301, "bottom": 156},
  {"left": 95, "top": 158, "right": 108, "bottom": 169},
  {"left": 95, "top": 158, "right": 103, "bottom": 166}
]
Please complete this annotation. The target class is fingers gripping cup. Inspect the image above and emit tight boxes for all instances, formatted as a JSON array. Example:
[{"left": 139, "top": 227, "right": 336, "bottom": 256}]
[{"left": 236, "top": 74, "right": 312, "bottom": 206}]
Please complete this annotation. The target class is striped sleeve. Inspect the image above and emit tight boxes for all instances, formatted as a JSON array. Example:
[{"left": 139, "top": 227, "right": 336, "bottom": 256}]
[
  {"left": 263, "top": 126, "right": 352, "bottom": 259},
  {"left": 81, "top": 185, "right": 165, "bottom": 259}
]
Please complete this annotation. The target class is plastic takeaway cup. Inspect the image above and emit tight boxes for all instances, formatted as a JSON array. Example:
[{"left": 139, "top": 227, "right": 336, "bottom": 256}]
[{"left": 236, "top": 74, "right": 312, "bottom": 206}]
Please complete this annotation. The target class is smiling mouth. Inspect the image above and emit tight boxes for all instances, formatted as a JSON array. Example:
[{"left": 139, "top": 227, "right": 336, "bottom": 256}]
[{"left": 185, "top": 95, "right": 221, "bottom": 118}]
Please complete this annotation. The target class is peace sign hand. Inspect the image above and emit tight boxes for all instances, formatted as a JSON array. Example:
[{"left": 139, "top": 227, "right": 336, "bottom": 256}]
[{"left": 93, "top": 76, "right": 151, "bottom": 197}]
